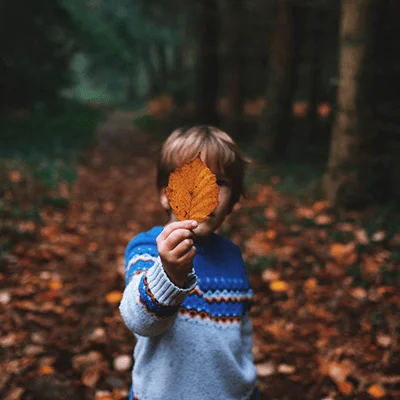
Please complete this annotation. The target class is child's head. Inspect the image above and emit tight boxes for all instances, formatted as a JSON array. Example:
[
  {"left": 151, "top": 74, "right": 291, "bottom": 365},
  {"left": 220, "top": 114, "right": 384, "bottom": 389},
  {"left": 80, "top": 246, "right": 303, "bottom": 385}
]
[{"left": 157, "top": 125, "right": 249, "bottom": 236}]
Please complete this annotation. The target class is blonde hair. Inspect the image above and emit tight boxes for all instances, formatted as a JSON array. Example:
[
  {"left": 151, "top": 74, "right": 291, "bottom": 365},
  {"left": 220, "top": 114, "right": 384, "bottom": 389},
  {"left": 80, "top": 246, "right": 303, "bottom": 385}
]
[{"left": 157, "top": 126, "right": 250, "bottom": 210}]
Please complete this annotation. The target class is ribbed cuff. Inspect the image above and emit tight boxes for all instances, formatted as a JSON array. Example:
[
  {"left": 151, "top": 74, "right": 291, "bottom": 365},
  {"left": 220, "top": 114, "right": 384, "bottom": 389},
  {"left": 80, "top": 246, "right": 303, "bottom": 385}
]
[{"left": 146, "top": 257, "right": 197, "bottom": 306}]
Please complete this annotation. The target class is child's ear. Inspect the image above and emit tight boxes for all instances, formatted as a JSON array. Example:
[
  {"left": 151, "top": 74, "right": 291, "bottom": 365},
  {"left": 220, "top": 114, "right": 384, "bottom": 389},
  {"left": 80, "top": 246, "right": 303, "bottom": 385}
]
[{"left": 160, "top": 188, "right": 170, "bottom": 211}]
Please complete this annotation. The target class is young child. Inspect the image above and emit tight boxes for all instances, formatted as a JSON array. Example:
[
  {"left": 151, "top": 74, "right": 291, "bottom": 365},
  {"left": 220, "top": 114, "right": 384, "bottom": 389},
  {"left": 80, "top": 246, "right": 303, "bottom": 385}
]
[{"left": 119, "top": 126, "right": 259, "bottom": 400}]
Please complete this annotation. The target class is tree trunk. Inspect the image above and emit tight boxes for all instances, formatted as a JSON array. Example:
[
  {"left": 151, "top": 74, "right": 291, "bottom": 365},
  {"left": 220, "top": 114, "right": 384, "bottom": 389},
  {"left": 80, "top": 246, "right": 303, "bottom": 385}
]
[
  {"left": 322, "top": 0, "right": 372, "bottom": 204},
  {"left": 307, "top": 7, "right": 323, "bottom": 144},
  {"left": 156, "top": 42, "right": 168, "bottom": 86},
  {"left": 196, "top": 0, "right": 220, "bottom": 126},
  {"left": 142, "top": 45, "right": 161, "bottom": 95},
  {"left": 255, "top": 0, "right": 295, "bottom": 161},
  {"left": 227, "top": 0, "right": 244, "bottom": 138}
]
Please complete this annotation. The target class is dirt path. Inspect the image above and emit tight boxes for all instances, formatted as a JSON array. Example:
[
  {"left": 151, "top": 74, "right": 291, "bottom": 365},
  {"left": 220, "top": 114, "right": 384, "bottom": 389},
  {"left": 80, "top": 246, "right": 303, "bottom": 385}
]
[{"left": 2, "top": 110, "right": 167, "bottom": 400}]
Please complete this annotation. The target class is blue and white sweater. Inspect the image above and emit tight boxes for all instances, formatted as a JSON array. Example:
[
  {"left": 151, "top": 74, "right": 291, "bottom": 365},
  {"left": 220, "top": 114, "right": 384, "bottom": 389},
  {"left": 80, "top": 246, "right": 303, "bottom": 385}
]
[{"left": 119, "top": 226, "right": 258, "bottom": 400}]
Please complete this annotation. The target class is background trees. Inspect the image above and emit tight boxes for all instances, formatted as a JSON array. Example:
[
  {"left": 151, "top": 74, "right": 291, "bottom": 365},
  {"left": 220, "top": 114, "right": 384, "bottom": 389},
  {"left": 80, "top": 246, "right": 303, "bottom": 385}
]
[{"left": 1, "top": 0, "right": 399, "bottom": 208}]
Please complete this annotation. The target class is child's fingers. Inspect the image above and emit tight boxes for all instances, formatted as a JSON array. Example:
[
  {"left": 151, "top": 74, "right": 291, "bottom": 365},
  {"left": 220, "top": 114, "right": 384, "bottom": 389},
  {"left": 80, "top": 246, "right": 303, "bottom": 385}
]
[
  {"left": 166, "top": 228, "right": 194, "bottom": 250},
  {"left": 172, "top": 238, "right": 194, "bottom": 258},
  {"left": 158, "top": 220, "right": 197, "bottom": 242},
  {"left": 176, "top": 245, "right": 196, "bottom": 265}
]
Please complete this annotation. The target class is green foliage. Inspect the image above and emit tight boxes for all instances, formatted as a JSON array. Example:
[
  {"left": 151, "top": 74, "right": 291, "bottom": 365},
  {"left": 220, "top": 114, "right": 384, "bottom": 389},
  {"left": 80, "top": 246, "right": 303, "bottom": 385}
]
[
  {"left": 0, "top": 102, "right": 104, "bottom": 160},
  {"left": 0, "top": 102, "right": 103, "bottom": 222},
  {"left": 59, "top": 0, "right": 135, "bottom": 69},
  {"left": 60, "top": 0, "right": 180, "bottom": 78},
  {"left": 244, "top": 161, "right": 323, "bottom": 200}
]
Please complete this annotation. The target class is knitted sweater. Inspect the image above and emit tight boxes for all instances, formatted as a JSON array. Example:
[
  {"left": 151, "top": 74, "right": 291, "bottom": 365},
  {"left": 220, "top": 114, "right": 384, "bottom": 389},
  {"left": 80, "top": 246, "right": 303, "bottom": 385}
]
[{"left": 119, "top": 226, "right": 258, "bottom": 400}]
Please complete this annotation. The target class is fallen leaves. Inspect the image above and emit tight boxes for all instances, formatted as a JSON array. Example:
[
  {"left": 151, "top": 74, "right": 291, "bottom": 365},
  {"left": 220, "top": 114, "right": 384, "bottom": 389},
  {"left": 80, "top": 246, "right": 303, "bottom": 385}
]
[
  {"left": 2, "top": 117, "right": 399, "bottom": 400},
  {"left": 38, "top": 365, "right": 55, "bottom": 375},
  {"left": 166, "top": 155, "right": 219, "bottom": 222},
  {"left": 105, "top": 291, "right": 122, "bottom": 304},
  {"left": 330, "top": 242, "right": 357, "bottom": 265},
  {"left": 269, "top": 280, "right": 289, "bottom": 293},
  {"left": 367, "top": 384, "right": 386, "bottom": 398}
]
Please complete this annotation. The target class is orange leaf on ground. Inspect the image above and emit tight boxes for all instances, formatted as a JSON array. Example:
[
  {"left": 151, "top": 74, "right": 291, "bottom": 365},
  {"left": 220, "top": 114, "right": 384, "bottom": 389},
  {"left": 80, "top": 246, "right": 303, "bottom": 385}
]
[
  {"left": 337, "top": 381, "right": 353, "bottom": 395},
  {"left": 8, "top": 170, "right": 22, "bottom": 183},
  {"left": 106, "top": 291, "right": 122, "bottom": 304},
  {"left": 166, "top": 156, "right": 219, "bottom": 222},
  {"left": 38, "top": 365, "right": 54, "bottom": 375},
  {"left": 48, "top": 280, "right": 62, "bottom": 291},
  {"left": 270, "top": 280, "right": 289, "bottom": 292},
  {"left": 330, "top": 242, "right": 357, "bottom": 265},
  {"left": 367, "top": 384, "right": 386, "bottom": 398}
]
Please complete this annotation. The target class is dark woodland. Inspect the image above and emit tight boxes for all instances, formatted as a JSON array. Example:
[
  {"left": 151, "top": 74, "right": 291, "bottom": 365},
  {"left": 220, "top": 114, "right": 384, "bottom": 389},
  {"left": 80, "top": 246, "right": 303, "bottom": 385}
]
[{"left": 1, "top": 0, "right": 399, "bottom": 399}]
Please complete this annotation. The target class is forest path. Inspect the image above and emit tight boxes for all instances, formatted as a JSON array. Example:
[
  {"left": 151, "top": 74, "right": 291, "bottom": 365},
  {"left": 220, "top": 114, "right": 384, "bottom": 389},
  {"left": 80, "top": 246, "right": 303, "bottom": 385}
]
[
  {"left": 3, "top": 110, "right": 397, "bottom": 400},
  {"left": 2, "top": 109, "right": 168, "bottom": 400}
]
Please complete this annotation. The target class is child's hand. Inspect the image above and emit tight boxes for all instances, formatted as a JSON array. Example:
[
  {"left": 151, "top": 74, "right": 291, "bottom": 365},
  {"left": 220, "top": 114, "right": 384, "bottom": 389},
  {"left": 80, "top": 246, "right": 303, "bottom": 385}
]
[{"left": 156, "top": 220, "right": 198, "bottom": 287}]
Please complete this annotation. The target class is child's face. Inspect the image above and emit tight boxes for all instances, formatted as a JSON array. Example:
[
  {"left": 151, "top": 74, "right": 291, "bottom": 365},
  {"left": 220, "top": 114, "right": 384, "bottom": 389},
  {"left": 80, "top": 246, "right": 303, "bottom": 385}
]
[{"left": 160, "top": 170, "right": 233, "bottom": 240}]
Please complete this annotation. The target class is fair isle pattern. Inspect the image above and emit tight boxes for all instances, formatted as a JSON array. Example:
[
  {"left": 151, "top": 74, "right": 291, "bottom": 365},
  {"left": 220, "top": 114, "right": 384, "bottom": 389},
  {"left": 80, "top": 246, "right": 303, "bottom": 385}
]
[
  {"left": 203, "top": 288, "right": 253, "bottom": 303},
  {"left": 125, "top": 250, "right": 156, "bottom": 285},
  {"left": 181, "top": 282, "right": 251, "bottom": 324},
  {"left": 125, "top": 253, "right": 156, "bottom": 274},
  {"left": 178, "top": 307, "right": 243, "bottom": 324},
  {"left": 189, "top": 287, "right": 253, "bottom": 303},
  {"left": 136, "top": 270, "right": 251, "bottom": 322}
]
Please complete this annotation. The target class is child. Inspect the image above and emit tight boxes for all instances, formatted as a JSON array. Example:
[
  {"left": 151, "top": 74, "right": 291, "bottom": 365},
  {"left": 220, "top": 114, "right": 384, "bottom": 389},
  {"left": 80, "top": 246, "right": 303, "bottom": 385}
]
[{"left": 119, "top": 126, "right": 259, "bottom": 400}]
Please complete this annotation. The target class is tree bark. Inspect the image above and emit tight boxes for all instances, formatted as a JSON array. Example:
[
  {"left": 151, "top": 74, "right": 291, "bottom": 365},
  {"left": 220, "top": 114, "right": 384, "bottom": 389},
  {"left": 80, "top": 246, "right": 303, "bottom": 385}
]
[
  {"left": 255, "top": 0, "right": 295, "bottom": 161},
  {"left": 141, "top": 45, "right": 161, "bottom": 95},
  {"left": 196, "top": 0, "right": 220, "bottom": 126},
  {"left": 322, "top": 0, "right": 372, "bottom": 203},
  {"left": 227, "top": 0, "right": 244, "bottom": 138},
  {"left": 307, "top": 7, "right": 323, "bottom": 144},
  {"left": 156, "top": 42, "right": 168, "bottom": 86}
]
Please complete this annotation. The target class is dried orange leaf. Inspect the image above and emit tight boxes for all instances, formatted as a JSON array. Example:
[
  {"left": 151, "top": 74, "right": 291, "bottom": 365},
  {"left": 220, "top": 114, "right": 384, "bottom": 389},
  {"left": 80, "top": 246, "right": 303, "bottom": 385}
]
[
  {"left": 38, "top": 365, "right": 54, "bottom": 375},
  {"left": 266, "top": 230, "right": 277, "bottom": 240},
  {"left": 106, "top": 291, "right": 122, "bottom": 304},
  {"left": 367, "top": 384, "right": 386, "bottom": 398},
  {"left": 270, "top": 280, "right": 289, "bottom": 292},
  {"left": 48, "top": 280, "right": 62, "bottom": 291},
  {"left": 166, "top": 156, "right": 219, "bottom": 222},
  {"left": 330, "top": 242, "right": 357, "bottom": 265},
  {"left": 337, "top": 381, "right": 353, "bottom": 395}
]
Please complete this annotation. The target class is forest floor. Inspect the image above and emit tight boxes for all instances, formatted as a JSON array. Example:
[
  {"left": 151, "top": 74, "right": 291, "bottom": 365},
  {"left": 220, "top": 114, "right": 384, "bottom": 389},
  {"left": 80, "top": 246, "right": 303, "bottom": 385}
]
[{"left": 1, "top": 109, "right": 399, "bottom": 400}]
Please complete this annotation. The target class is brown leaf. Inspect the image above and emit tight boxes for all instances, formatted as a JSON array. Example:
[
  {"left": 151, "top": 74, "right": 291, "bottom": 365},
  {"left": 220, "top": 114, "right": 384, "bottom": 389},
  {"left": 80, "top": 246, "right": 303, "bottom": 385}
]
[
  {"left": 330, "top": 242, "right": 357, "bottom": 265},
  {"left": 6, "top": 387, "right": 24, "bottom": 400},
  {"left": 166, "top": 156, "right": 219, "bottom": 222},
  {"left": 337, "top": 381, "right": 353, "bottom": 395},
  {"left": 82, "top": 364, "right": 102, "bottom": 388},
  {"left": 327, "top": 360, "right": 356, "bottom": 383}
]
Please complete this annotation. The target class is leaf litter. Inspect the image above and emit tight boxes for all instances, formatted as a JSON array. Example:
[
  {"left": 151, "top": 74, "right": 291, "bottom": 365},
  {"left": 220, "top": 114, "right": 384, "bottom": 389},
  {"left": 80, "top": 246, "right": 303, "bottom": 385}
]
[{"left": 0, "top": 116, "right": 399, "bottom": 399}]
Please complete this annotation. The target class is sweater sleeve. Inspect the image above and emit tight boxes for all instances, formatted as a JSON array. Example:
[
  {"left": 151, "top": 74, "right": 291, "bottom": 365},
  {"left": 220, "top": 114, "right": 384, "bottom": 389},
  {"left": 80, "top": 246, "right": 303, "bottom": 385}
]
[{"left": 119, "top": 236, "right": 197, "bottom": 337}]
